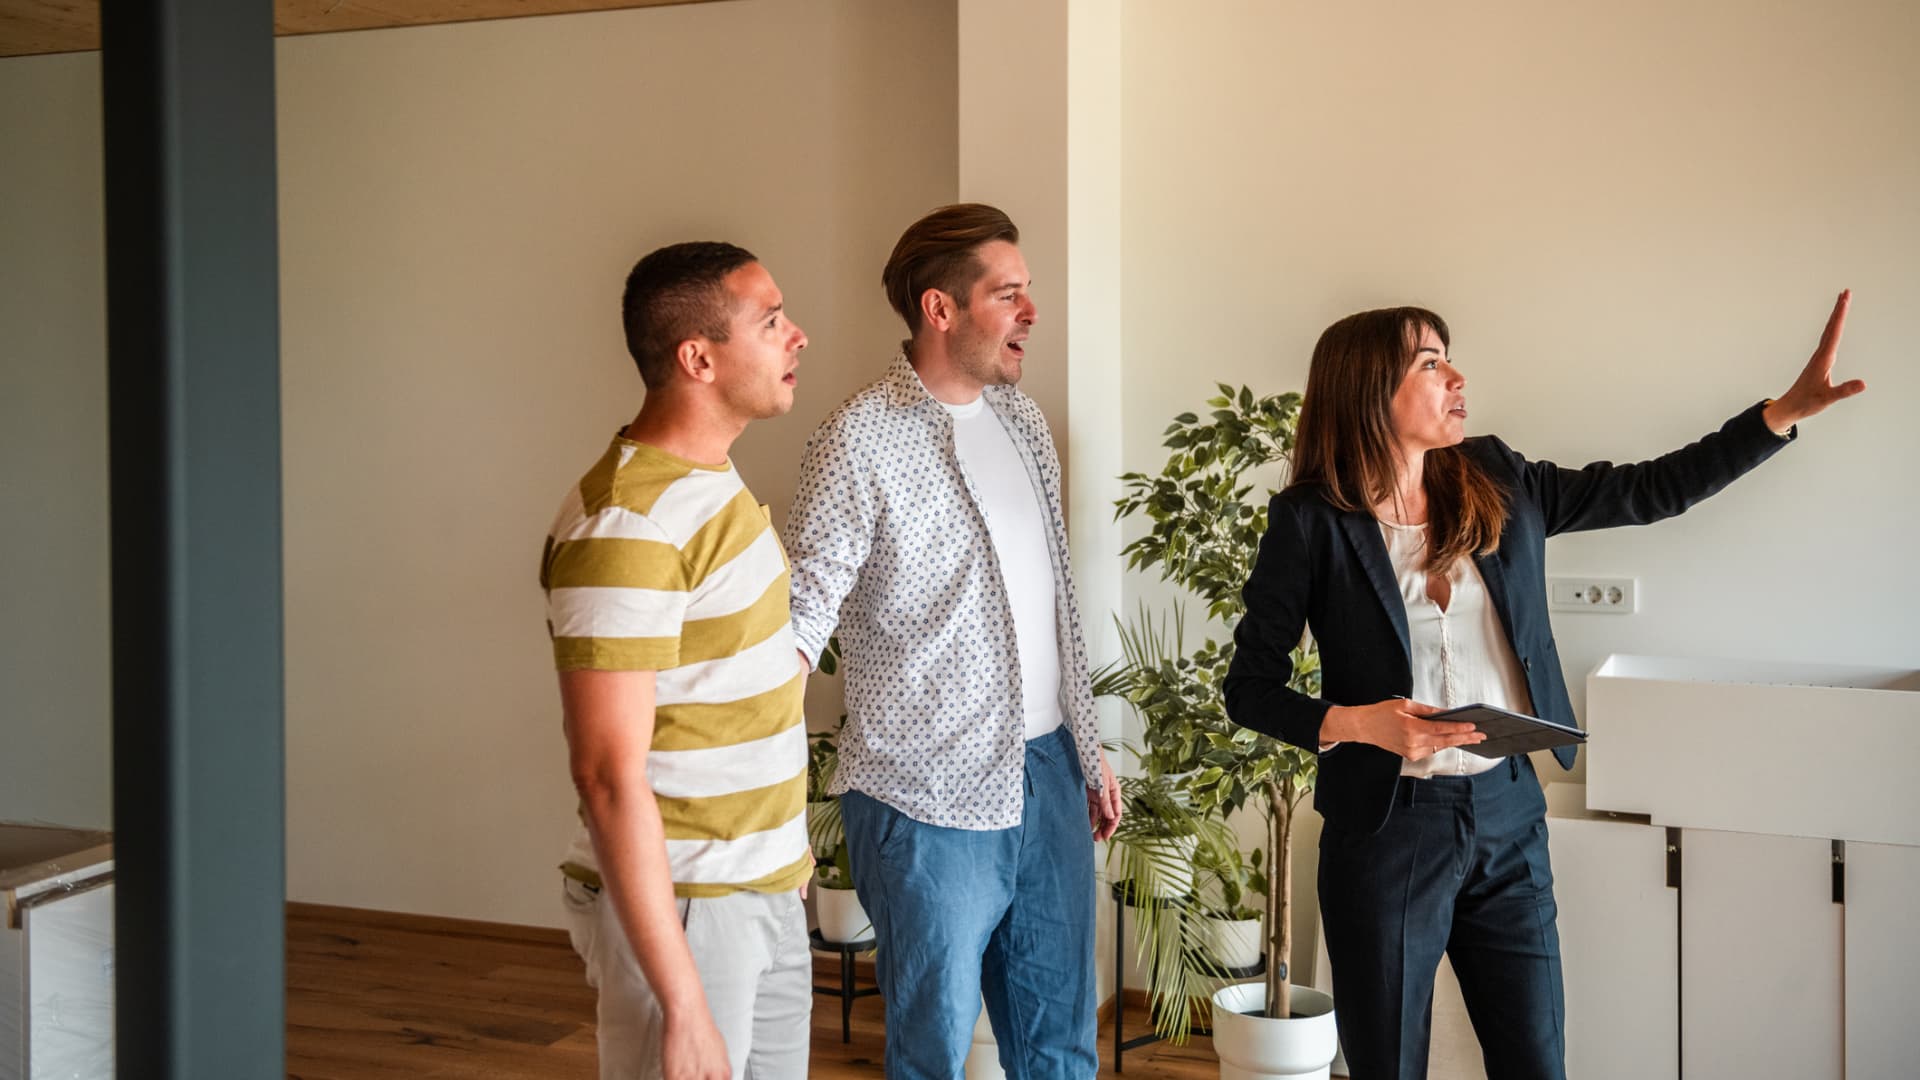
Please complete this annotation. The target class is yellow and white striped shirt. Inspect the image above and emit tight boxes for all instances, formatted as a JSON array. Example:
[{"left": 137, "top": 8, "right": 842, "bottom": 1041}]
[{"left": 541, "top": 436, "right": 810, "bottom": 897}]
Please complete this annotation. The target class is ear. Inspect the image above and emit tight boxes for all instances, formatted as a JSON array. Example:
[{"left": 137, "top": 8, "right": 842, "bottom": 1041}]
[
  {"left": 673, "top": 338, "right": 716, "bottom": 385},
  {"left": 919, "top": 288, "right": 958, "bottom": 333}
]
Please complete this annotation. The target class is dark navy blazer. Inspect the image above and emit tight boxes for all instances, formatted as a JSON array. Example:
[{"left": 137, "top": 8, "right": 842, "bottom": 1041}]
[{"left": 1223, "top": 402, "right": 1793, "bottom": 834}]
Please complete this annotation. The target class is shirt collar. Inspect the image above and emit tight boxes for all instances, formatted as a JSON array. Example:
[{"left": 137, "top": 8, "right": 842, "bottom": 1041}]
[{"left": 884, "top": 347, "right": 934, "bottom": 410}]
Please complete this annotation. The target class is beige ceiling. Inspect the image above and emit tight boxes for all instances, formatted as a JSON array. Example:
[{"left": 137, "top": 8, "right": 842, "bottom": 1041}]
[{"left": 0, "top": 0, "right": 725, "bottom": 58}]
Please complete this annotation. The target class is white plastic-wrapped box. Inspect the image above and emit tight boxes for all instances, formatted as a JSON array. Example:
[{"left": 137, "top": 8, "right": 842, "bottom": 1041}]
[{"left": 0, "top": 824, "right": 114, "bottom": 1080}]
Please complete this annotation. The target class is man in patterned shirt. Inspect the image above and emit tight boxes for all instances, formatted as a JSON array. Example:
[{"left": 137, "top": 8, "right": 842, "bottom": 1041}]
[
  {"left": 786, "top": 204, "right": 1123, "bottom": 1078},
  {"left": 541, "top": 242, "right": 814, "bottom": 1080}
]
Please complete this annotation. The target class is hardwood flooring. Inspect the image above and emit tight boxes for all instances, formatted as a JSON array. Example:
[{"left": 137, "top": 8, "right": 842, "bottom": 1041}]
[{"left": 287, "top": 903, "right": 1218, "bottom": 1079}]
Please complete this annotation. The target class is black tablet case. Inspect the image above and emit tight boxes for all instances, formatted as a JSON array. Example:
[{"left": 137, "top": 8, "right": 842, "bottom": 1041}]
[{"left": 1426, "top": 703, "right": 1588, "bottom": 759}]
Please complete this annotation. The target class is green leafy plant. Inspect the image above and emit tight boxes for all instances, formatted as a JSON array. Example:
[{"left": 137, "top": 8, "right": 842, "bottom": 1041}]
[
  {"left": 1103, "top": 385, "right": 1323, "bottom": 1022},
  {"left": 805, "top": 639, "right": 855, "bottom": 890},
  {"left": 806, "top": 720, "right": 842, "bottom": 804},
  {"left": 806, "top": 718, "right": 855, "bottom": 889},
  {"left": 1194, "top": 841, "right": 1264, "bottom": 923},
  {"left": 1101, "top": 767, "right": 1236, "bottom": 1043}
]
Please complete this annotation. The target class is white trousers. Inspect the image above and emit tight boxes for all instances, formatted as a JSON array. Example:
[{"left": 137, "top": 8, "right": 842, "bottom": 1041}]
[{"left": 562, "top": 878, "right": 813, "bottom": 1080}]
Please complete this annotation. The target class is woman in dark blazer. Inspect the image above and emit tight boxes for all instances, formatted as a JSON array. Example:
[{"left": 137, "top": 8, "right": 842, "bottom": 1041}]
[{"left": 1222, "top": 295, "right": 1862, "bottom": 1080}]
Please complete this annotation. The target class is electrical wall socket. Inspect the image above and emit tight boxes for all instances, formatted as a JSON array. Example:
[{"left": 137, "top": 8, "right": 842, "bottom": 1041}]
[{"left": 1548, "top": 576, "right": 1637, "bottom": 614}]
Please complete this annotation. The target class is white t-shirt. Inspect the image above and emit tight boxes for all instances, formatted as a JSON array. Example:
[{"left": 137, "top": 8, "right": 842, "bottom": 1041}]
[
  {"left": 939, "top": 394, "right": 1064, "bottom": 740},
  {"left": 1380, "top": 520, "right": 1535, "bottom": 779}
]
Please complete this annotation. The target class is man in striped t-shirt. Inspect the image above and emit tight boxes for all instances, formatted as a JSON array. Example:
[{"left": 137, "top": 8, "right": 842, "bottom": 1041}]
[{"left": 542, "top": 241, "right": 813, "bottom": 1080}]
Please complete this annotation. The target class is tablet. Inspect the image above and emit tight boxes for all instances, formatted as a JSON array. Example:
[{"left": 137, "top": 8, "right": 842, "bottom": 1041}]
[{"left": 1426, "top": 703, "right": 1588, "bottom": 759}]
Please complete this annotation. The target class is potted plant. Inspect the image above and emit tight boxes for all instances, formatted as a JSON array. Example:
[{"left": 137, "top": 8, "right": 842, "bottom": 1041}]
[
  {"left": 1106, "top": 386, "right": 1337, "bottom": 1076},
  {"left": 806, "top": 718, "right": 870, "bottom": 943},
  {"left": 1099, "top": 762, "right": 1235, "bottom": 1044},
  {"left": 1109, "top": 767, "right": 1209, "bottom": 899},
  {"left": 806, "top": 642, "right": 872, "bottom": 944},
  {"left": 1192, "top": 842, "right": 1265, "bottom": 972}
]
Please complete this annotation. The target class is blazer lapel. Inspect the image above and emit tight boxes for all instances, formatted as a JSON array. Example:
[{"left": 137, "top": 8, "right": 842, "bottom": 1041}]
[{"left": 1338, "top": 512, "right": 1410, "bottom": 666}]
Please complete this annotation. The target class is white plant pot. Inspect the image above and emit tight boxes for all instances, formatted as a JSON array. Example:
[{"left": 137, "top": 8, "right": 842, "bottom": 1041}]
[
  {"left": 964, "top": 997, "right": 1004, "bottom": 1079},
  {"left": 1210, "top": 982, "right": 1338, "bottom": 1080},
  {"left": 813, "top": 881, "right": 872, "bottom": 944},
  {"left": 1202, "top": 915, "right": 1265, "bottom": 971},
  {"left": 1138, "top": 833, "right": 1199, "bottom": 897}
]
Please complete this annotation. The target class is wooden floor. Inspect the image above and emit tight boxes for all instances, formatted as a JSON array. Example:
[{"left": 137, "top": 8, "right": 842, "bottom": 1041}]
[{"left": 287, "top": 903, "right": 1218, "bottom": 1078}]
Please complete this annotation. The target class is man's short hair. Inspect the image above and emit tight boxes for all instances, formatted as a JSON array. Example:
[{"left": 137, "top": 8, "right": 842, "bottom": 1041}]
[
  {"left": 881, "top": 204, "right": 1020, "bottom": 334},
  {"left": 621, "top": 241, "right": 758, "bottom": 389}
]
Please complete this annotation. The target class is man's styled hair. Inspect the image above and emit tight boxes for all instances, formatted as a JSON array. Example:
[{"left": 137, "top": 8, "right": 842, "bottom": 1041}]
[
  {"left": 881, "top": 204, "right": 1020, "bottom": 334},
  {"left": 621, "top": 241, "right": 758, "bottom": 389}
]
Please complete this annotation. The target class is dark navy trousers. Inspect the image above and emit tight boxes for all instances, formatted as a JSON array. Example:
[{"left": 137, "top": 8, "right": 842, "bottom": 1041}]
[{"left": 1318, "top": 755, "right": 1566, "bottom": 1080}]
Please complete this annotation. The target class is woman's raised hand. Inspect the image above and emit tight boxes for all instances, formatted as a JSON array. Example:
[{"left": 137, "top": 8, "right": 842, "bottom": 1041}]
[
  {"left": 1762, "top": 290, "right": 1867, "bottom": 433},
  {"left": 1321, "top": 699, "right": 1488, "bottom": 762}
]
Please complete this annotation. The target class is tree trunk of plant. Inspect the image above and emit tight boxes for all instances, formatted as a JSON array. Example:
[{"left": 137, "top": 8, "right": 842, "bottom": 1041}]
[{"left": 1265, "top": 777, "right": 1294, "bottom": 1020}]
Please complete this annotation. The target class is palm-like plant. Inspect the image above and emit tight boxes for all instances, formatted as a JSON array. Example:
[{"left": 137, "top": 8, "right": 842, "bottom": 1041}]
[
  {"left": 1106, "top": 385, "right": 1322, "bottom": 1022},
  {"left": 1100, "top": 759, "right": 1237, "bottom": 1043}
]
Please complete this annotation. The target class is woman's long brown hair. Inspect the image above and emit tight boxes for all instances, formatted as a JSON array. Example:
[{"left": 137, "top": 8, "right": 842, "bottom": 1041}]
[{"left": 1287, "top": 307, "right": 1508, "bottom": 579}]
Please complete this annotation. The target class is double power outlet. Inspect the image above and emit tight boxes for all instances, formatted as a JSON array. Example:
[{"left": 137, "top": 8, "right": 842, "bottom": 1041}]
[{"left": 1547, "top": 576, "right": 1637, "bottom": 614}]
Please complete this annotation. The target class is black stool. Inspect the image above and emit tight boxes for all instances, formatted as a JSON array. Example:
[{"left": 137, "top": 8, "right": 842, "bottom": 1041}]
[
  {"left": 808, "top": 928, "right": 881, "bottom": 1042},
  {"left": 1109, "top": 880, "right": 1270, "bottom": 1072}
]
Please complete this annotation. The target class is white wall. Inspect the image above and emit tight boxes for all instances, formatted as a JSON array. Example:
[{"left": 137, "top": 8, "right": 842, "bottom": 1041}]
[
  {"left": 0, "top": 55, "right": 109, "bottom": 830},
  {"left": 957, "top": 0, "right": 1131, "bottom": 997},
  {"left": 276, "top": 0, "right": 957, "bottom": 926},
  {"left": 1115, "top": 0, "right": 1920, "bottom": 977},
  {"left": 1063, "top": 0, "right": 1126, "bottom": 740}
]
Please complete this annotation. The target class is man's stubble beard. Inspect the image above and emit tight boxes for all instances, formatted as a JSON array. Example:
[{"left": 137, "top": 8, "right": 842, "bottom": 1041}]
[{"left": 954, "top": 311, "right": 1020, "bottom": 387}]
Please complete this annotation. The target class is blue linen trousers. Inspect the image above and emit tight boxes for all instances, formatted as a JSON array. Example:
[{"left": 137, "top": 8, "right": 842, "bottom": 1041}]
[{"left": 839, "top": 726, "right": 1099, "bottom": 1079}]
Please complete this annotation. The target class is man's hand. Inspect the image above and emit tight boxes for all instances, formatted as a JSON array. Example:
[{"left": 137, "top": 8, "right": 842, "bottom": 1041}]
[
  {"left": 1320, "top": 699, "right": 1485, "bottom": 762},
  {"left": 1088, "top": 750, "right": 1122, "bottom": 842},
  {"left": 661, "top": 1007, "right": 731, "bottom": 1080},
  {"left": 1763, "top": 290, "right": 1866, "bottom": 434}
]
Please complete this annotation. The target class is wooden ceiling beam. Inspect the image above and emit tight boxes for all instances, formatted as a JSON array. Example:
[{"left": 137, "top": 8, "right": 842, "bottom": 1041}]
[{"left": 0, "top": 0, "right": 725, "bottom": 59}]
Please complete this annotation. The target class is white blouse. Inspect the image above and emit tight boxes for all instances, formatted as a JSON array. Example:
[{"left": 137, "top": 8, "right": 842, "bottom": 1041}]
[{"left": 1380, "top": 521, "right": 1535, "bottom": 778}]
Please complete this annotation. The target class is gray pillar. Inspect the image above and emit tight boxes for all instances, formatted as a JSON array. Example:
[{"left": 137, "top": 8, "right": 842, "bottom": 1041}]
[{"left": 101, "top": 0, "right": 285, "bottom": 1075}]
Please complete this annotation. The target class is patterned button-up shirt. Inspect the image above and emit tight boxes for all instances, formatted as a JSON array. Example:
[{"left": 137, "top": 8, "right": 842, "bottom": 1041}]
[{"left": 786, "top": 350, "right": 1106, "bottom": 830}]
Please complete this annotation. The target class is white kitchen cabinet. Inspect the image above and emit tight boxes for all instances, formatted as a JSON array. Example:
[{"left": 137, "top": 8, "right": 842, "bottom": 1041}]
[
  {"left": 1544, "top": 785, "right": 1678, "bottom": 1080},
  {"left": 1569, "top": 654, "right": 1920, "bottom": 1080},
  {"left": 1679, "top": 827, "right": 1841, "bottom": 1080},
  {"left": 1, "top": 824, "right": 114, "bottom": 1080},
  {"left": 1841, "top": 840, "right": 1920, "bottom": 1080}
]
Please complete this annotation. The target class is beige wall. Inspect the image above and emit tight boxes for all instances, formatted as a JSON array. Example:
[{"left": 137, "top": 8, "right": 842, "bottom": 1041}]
[
  {"left": 1116, "top": 0, "right": 1920, "bottom": 978},
  {"left": 0, "top": 54, "right": 109, "bottom": 830},
  {"left": 8, "top": 0, "right": 1912, "bottom": 961},
  {"left": 277, "top": 0, "right": 956, "bottom": 925}
]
